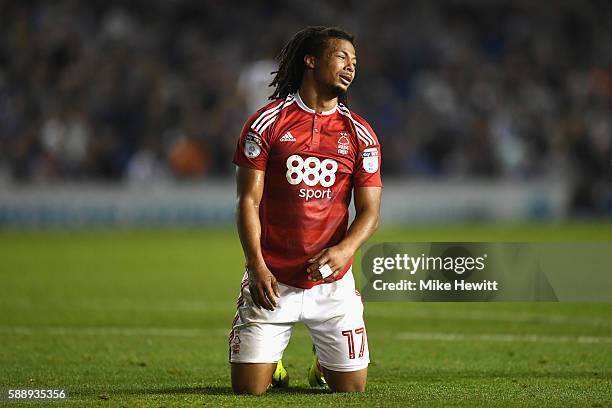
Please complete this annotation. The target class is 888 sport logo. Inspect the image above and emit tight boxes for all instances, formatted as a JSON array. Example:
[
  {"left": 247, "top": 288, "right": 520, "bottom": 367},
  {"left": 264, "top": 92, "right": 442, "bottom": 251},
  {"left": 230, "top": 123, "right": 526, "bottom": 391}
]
[{"left": 286, "top": 155, "right": 337, "bottom": 201}]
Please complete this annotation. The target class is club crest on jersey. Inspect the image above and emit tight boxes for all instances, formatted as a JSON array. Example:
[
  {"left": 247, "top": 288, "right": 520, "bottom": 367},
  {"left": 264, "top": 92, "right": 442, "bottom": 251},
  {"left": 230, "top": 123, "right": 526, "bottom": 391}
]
[
  {"left": 362, "top": 147, "right": 379, "bottom": 173},
  {"left": 244, "top": 132, "right": 262, "bottom": 158},
  {"left": 338, "top": 133, "right": 350, "bottom": 155}
]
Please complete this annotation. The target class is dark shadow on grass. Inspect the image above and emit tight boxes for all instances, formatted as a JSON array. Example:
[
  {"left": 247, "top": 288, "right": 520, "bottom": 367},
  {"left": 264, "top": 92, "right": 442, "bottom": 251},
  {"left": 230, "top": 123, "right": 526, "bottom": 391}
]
[
  {"left": 70, "top": 386, "right": 232, "bottom": 398},
  {"left": 151, "top": 386, "right": 236, "bottom": 395},
  {"left": 268, "top": 387, "right": 331, "bottom": 395},
  {"left": 90, "top": 385, "right": 331, "bottom": 397},
  {"left": 102, "top": 386, "right": 234, "bottom": 396},
  {"left": 70, "top": 369, "right": 608, "bottom": 399},
  {"left": 152, "top": 386, "right": 331, "bottom": 395}
]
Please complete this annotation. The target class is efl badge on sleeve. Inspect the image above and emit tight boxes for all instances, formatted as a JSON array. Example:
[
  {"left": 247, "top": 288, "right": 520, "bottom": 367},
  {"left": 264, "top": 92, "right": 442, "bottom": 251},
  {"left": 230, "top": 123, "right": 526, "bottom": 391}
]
[
  {"left": 362, "top": 148, "right": 379, "bottom": 173},
  {"left": 244, "top": 132, "right": 262, "bottom": 158}
]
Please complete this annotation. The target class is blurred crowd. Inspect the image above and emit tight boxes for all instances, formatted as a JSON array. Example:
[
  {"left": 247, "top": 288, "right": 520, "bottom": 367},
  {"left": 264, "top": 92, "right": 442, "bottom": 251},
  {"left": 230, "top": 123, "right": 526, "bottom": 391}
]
[{"left": 1, "top": 0, "right": 611, "bottom": 213}]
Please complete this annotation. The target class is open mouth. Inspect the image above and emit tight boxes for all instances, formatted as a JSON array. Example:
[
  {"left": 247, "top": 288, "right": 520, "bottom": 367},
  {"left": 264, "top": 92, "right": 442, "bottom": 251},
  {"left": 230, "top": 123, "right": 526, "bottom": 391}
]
[{"left": 339, "top": 74, "right": 352, "bottom": 85}]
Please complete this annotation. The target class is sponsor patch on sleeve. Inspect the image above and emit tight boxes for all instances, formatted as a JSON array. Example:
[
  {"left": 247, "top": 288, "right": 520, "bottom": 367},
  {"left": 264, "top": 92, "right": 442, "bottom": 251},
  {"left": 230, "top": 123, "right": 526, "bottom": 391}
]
[
  {"left": 244, "top": 132, "right": 262, "bottom": 158},
  {"left": 362, "top": 147, "right": 379, "bottom": 173}
]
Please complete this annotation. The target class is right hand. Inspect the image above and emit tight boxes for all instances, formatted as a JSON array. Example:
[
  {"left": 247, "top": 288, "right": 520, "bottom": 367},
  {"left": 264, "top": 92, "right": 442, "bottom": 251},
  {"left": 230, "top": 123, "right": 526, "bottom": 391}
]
[{"left": 247, "top": 263, "right": 280, "bottom": 311}]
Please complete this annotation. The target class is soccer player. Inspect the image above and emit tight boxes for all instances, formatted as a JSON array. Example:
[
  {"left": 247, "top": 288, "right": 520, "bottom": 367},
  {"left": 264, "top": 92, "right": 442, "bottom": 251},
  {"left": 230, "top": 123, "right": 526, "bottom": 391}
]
[{"left": 230, "top": 26, "right": 382, "bottom": 395}]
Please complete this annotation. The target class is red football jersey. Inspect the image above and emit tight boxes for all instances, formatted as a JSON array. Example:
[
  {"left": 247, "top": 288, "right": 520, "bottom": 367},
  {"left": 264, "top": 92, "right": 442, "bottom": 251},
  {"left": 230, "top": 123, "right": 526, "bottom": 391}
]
[{"left": 233, "top": 92, "right": 382, "bottom": 289}]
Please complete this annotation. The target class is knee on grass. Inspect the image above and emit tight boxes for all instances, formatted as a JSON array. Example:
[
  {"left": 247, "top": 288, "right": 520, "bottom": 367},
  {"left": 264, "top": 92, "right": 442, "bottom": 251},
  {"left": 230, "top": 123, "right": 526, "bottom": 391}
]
[{"left": 321, "top": 366, "right": 367, "bottom": 393}]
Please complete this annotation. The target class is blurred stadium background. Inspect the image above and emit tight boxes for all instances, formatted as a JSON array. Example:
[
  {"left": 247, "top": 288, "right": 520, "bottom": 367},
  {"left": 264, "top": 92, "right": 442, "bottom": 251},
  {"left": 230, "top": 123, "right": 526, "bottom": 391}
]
[
  {"left": 1, "top": 1, "right": 611, "bottom": 406},
  {"left": 1, "top": 0, "right": 611, "bottom": 226}
]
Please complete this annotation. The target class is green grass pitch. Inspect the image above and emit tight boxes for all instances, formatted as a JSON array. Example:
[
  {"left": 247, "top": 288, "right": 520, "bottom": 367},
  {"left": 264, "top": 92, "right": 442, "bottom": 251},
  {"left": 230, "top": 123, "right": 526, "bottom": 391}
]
[{"left": 1, "top": 222, "right": 611, "bottom": 407}]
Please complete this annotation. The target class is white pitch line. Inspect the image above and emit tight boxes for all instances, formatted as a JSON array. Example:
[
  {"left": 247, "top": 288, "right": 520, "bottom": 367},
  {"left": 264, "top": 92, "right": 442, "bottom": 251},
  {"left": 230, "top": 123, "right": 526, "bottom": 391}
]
[
  {"left": 365, "top": 308, "right": 612, "bottom": 328},
  {"left": 0, "top": 299, "right": 231, "bottom": 312},
  {"left": 396, "top": 332, "right": 612, "bottom": 344},
  {"left": 1, "top": 326, "right": 612, "bottom": 344},
  {"left": 0, "top": 326, "right": 226, "bottom": 338},
  {"left": 4, "top": 299, "right": 612, "bottom": 328}
]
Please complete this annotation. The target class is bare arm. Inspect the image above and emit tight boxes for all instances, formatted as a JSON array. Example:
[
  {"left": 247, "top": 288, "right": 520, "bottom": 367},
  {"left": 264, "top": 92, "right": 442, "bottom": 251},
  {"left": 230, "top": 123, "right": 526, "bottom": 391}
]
[
  {"left": 307, "top": 186, "right": 382, "bottom": 282},
  {"left": 236, "top": 166, "right": 279, "bottom": 310}
]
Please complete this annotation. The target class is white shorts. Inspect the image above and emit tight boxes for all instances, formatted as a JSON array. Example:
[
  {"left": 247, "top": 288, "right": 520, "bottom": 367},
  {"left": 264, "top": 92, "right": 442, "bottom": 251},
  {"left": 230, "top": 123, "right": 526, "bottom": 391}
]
[{"left": 228, "top": 268, "right": 369, "bottom": 372}]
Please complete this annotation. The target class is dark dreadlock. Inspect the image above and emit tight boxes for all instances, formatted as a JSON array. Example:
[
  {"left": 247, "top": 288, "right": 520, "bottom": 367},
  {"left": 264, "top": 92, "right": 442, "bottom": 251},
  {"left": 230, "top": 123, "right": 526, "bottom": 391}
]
[{"left": 268, "top": 26, "right": 355, "bottom": 104}]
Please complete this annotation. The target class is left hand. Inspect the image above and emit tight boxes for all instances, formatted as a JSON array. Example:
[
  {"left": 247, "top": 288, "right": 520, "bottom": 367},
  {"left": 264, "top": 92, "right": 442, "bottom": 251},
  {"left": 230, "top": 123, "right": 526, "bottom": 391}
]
[{"left": 306, "top": 245, "right": 353, "bottom": 283}]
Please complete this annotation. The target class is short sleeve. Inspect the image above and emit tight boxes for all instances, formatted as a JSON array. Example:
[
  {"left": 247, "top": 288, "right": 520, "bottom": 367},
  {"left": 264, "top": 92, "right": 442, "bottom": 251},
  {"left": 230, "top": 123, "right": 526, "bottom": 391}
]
[
  {"left": 352, "top": 117, "right": 382, "bottom": 187},
  {"left": 232, "top": 113, "right": 271, "bottom": 171}
]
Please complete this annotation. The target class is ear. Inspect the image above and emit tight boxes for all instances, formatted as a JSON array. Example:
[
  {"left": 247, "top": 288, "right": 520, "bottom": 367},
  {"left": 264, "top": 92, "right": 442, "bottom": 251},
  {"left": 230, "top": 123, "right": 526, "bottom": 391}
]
[{"left": 304, "top": 54, "right": 316, "bottom": 69}]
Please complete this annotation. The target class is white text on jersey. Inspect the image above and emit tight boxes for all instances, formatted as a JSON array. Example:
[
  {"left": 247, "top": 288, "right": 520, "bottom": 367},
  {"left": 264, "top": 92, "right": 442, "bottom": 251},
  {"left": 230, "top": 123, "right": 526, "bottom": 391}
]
[{"left": 286, "top": 155, "right": 337, "bottom": 201}]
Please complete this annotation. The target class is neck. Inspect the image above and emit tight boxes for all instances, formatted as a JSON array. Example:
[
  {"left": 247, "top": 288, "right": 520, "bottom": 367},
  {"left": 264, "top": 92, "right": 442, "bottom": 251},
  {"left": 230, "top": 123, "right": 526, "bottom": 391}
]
[{"left": 297, "top": 78, "right": 338, "bottom": 113}]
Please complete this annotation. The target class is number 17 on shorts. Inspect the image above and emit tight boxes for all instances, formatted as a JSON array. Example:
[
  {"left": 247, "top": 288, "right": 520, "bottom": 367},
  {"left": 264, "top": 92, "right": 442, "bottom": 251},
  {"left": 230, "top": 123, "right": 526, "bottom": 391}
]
[{"left": 342, "top": 327, "right": 366, "bottom": 360}]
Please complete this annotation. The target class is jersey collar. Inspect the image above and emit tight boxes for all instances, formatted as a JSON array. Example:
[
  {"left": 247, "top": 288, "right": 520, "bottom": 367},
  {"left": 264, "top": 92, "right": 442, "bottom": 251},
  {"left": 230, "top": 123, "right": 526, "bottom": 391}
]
[{"left": 295, "top": 91, "right": 337, "bottom": 115}]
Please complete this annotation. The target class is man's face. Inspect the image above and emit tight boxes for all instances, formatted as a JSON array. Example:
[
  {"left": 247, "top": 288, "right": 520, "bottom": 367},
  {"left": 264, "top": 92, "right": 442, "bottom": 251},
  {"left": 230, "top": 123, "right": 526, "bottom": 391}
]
[{"left": 312, "top": 38, "right": 357, "bottom": 97}]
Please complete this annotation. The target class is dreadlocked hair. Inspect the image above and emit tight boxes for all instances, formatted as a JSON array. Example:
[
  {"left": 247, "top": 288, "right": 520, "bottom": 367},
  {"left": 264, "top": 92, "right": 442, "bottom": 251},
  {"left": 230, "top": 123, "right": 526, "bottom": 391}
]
[{"left": 268, "top": 26, "right": 355, "bottom": 104}]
